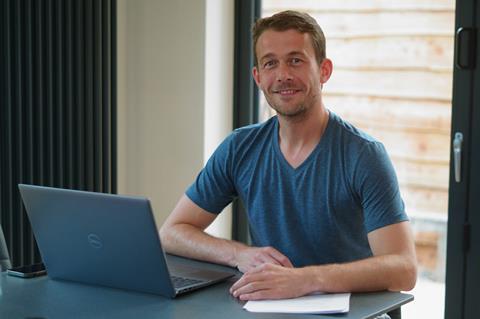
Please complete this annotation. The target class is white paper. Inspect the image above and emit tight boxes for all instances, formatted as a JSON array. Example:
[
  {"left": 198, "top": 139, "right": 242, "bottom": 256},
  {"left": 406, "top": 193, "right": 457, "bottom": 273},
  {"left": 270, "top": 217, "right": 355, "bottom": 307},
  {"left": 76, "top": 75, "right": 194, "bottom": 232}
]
[{"left": 243, "top": 292, "right": 350, "bottom": 314}]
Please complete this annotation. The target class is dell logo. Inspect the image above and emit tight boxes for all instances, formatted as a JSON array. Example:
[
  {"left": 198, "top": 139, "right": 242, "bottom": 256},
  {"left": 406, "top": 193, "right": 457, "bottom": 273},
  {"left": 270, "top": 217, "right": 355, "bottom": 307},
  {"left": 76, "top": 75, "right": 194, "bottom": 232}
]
[{"left": 87, "top": 233, "right": 103, "bottom": 249}]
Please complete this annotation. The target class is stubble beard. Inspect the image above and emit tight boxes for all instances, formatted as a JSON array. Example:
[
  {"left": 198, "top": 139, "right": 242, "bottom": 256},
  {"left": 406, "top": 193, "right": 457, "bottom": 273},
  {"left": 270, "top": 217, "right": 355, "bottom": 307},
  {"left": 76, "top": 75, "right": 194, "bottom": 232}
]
[{"left": 265, "top": 93, "right": 318, "bottom": 121}]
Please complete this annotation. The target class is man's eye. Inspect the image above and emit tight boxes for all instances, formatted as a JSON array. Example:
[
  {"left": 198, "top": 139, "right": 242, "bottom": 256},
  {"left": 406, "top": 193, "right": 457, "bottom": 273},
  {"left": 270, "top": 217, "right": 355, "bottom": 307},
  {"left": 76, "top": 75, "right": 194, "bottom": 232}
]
[
  {"left": 291, "top": 58, "right": 302, "bottom": 65},
  {"left": 264, "top": 61, "right": 276, "bottom": 68}
]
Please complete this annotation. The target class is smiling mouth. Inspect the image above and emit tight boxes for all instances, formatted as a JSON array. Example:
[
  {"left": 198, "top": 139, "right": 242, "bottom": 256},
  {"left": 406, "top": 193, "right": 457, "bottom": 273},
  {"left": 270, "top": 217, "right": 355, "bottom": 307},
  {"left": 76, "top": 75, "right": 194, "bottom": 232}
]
[{"left": 273, "top": 89, "right": 301, "bottom": 95}]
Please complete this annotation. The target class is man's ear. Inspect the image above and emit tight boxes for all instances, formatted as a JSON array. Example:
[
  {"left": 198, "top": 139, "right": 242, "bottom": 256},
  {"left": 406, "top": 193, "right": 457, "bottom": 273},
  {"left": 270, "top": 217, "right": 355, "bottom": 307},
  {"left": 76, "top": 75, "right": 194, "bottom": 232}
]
[
  {"left": 319, "top": 58, "right": 333, "bottom": 84},
  {"left": 252, "top": 66, "right": 261, "bottom": 87}
]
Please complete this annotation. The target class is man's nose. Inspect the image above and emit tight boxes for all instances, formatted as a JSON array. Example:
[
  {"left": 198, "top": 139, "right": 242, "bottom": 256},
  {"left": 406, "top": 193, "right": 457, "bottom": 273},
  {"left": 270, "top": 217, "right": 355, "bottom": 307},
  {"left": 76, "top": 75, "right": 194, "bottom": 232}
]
[{"left": 276, "top": 63, "right": 293, "bottom": 82}]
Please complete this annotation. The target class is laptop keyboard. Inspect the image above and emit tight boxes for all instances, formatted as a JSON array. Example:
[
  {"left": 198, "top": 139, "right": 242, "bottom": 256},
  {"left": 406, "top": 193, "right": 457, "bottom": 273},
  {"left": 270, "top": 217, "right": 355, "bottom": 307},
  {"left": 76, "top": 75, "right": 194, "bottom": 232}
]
[{"left": 171, "top": 275, "right": 205, "bottom": 289}]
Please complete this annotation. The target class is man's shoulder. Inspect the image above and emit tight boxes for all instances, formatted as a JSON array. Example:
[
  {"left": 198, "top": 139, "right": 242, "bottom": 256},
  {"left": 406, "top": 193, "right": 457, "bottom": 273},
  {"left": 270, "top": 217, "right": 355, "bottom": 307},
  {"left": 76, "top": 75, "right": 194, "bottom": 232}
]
[
  {"left": 234, "top": 116, "right": 276, "bottom": 132},
  {"left": 329, "top": 111, "right": 382, "bottom": 148},
  {"left": 231, "top": 116, "right": 277, "bottom": 141}
]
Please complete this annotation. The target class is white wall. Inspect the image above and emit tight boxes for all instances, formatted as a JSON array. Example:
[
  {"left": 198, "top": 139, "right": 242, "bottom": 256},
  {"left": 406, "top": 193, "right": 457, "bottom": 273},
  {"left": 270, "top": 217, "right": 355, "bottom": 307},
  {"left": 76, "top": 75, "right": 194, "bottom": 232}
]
[
  {"left": 203, "top": 0, "right": 234, "bottom": 238},
  {"left": 117, "top": 0, "right": 234, "bottom": 238}
]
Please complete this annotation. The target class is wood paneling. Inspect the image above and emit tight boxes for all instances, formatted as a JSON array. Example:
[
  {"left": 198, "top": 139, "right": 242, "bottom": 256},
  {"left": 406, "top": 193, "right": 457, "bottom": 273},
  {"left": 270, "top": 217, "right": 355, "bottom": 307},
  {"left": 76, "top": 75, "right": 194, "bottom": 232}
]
[
  {"left": 328, "top": 37, "right": 454, "bottom": 70},
  {"left": 327, "top": 96, "right": 451, "bottom": 134},
  {"left": 264, "top": 11, "right": 455, "bottom": 38},
  {"left": 392, "top": 158, "right": 449, "bottom": 189},
  {"left": 328, "top": 69, "right": 452, "bottom": 101}
]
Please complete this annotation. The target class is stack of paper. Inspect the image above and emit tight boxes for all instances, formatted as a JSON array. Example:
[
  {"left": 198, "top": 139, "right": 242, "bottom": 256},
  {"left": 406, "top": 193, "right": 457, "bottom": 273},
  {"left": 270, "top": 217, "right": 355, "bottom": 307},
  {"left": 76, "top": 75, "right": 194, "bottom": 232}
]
[{"left": 243, "top": 292, "right": 350, "bottom": 314}]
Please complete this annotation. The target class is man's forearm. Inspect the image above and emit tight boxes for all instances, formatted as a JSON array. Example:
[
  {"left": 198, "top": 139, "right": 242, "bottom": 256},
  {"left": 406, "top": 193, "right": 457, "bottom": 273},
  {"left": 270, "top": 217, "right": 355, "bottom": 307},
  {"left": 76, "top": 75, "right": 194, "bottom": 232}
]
[
  {"left": 159, "top": 194, "right": 293, "bottom": 272},
  {"left": 160, "top": 223, "right": 246, "bottom": 268},
  {"left": 305, "top": 253, "right": 417, "bottom": 293},
  {"left": 230, "top": 253, "right": 417, "bottom": 301}
]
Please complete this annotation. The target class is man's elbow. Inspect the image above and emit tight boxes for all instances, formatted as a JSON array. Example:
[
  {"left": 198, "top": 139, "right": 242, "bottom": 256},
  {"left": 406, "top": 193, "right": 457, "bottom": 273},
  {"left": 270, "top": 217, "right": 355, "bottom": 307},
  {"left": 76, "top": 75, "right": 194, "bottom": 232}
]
[
  {"left": 401, "top": 258, "right": 417, "bottom": 291},
  {"left": 390, "top": 257, "right": 418, "bottom": 292},
  {"left": 159, "top": 223, "right": 176, "bottom": 251}
]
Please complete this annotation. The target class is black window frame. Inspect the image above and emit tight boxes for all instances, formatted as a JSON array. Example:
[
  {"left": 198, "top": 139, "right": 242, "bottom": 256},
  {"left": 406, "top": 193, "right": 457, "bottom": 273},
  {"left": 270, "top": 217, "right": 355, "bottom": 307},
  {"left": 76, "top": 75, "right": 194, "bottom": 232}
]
[{"left": 231, "top": 0, "right": 261, "bottom": 243}]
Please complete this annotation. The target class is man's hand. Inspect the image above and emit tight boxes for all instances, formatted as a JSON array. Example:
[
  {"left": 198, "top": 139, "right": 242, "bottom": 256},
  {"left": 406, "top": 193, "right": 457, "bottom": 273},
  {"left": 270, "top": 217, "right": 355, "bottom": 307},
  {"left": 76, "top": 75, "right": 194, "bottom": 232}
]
[
  {"left": 230, "top": 263, "right": 311, "bottom": 300},
  {"left": 234, "top": 246, "right": 293, "bottom": 273}
]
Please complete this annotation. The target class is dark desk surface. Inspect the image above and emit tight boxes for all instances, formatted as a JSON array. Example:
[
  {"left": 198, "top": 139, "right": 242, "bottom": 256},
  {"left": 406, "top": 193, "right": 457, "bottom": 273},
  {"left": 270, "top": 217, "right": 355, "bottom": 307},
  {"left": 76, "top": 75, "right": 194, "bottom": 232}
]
[{"left": 0, "top": 256, "right": 413, "bottom": 319}]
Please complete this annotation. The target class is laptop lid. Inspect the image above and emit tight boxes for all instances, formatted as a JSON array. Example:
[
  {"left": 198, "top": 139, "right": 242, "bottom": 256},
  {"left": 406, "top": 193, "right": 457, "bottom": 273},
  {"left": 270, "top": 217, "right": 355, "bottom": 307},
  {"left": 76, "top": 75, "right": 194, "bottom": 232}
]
[{"left": 18, "top": 184, "right": 233, "bottom": 297}]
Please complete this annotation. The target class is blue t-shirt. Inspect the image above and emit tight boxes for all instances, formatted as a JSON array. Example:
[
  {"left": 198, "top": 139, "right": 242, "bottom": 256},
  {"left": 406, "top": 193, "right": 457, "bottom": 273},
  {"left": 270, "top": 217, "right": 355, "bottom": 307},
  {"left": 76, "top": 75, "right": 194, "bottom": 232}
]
[{"left": 186, "top": 111, "right": 407, "bottom": 267}]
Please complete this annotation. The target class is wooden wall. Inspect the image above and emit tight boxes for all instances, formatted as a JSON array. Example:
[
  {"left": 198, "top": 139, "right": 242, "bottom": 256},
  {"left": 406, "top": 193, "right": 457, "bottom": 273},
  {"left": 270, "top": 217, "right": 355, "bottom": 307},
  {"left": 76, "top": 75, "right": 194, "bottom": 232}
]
[{"left": 260, "top": 0, "right": 455, "bottom": 279}]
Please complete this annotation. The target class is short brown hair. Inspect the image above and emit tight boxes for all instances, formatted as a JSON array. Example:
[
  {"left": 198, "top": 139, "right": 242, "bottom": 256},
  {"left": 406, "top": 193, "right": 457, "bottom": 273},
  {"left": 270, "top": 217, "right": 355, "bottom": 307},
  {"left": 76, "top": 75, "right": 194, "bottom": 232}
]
[{"left": 252, "top": 10, "right": 326, "bottom": 67}]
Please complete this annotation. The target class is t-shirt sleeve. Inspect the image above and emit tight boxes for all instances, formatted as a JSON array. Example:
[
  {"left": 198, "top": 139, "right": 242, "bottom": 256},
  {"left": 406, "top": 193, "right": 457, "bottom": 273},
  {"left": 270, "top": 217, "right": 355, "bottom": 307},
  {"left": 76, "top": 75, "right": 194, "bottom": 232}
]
[
  {"left": 185, "top": 133, "right": 238, "bottom": 214},
  {"left": 353, "top": 141, "right": 408, "bottom": 233}
]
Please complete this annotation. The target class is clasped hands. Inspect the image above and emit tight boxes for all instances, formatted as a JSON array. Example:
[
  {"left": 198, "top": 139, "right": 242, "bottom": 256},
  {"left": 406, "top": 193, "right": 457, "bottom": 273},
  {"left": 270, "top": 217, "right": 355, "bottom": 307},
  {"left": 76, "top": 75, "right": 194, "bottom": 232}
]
[{"left": 229, "top": 246, "right": 311, "bottom": 301}]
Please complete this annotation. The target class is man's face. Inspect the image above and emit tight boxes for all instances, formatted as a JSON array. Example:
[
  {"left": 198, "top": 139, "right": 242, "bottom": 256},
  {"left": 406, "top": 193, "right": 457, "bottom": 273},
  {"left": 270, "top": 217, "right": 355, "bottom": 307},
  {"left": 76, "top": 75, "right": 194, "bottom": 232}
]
[{"left": 253, "top": 29, "right": 331, "bottom": 118}]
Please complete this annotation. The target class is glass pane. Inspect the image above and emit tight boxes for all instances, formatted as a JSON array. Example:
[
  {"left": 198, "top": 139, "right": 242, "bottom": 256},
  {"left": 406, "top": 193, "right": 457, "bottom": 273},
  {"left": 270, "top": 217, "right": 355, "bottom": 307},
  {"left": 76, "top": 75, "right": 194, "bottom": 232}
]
[{"left": 259, "top": 1, "right": 455, "bottom": 317}]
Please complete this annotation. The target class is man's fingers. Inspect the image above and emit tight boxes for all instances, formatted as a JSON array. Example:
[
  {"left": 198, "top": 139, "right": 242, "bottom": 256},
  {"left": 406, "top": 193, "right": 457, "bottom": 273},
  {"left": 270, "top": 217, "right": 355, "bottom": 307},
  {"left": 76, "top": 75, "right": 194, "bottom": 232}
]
[
  {"left": 230, "top": 269, "right": 269, "bottom": 293},
  {"left": 230, "top": 276, "right": 245, "bottom": 292},
  {"left": 230, "top": 273, "right": 258, "bottom": 292},
  {"left": 238, "top": 288, "right": 289, "bottom": 301},
  {"left": 236, "top": 246, "right": 292, "bottom": 273},
  {"left": 266, "top": 247, "right": 294, "bottom": 268},
  {"left": 229, "top": 275, "right": 245, "bottom": 293},
  {"left": 238, "top": 289, "right": 271, "bottom": 301},
  {"left": 231, "top": 264, "right": 305, "bottom": 301},
  {"left": 254, "top": 249, "right": 282, "bottom": 266},
  {"left": 230, "top": 274, "right": 271, "bottom": 297},
  {"left": 232, "top": 280, "right": 267, "bottom": 297},
  {"left": 247, "top": 262, "right": 273, "bottom": 274}
]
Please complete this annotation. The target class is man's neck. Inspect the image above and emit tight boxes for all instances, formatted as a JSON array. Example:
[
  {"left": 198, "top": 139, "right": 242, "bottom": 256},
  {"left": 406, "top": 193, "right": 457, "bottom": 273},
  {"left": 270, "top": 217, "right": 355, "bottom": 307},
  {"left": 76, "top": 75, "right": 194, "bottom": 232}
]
[
  {"left": 277, "top": 104, "right": 329, "bottom": 168},
  {"left": 278, "top": 104, "right": 329, "bottom": 147}
]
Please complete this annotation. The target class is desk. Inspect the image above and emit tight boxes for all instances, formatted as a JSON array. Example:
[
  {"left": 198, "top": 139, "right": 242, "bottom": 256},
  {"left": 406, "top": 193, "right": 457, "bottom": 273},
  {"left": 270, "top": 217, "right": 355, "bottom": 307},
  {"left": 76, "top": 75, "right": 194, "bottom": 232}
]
[{"left": 0, "top": 256, "right": 413, "bottom": 319}]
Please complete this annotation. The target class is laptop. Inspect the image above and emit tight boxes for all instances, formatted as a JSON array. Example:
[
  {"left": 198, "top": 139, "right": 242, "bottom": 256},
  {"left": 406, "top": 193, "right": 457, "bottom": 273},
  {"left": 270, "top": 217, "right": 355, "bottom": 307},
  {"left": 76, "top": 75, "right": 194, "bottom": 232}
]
[{"left": 18, "top": 184, "right": 235, "bottom": 297}]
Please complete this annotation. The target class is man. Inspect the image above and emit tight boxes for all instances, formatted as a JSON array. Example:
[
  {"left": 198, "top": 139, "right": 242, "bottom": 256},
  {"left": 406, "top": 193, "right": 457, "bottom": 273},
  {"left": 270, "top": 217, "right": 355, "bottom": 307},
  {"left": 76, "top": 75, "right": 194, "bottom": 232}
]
[{"left": 160, "top": 10, "right": 417, "bottom": 301}]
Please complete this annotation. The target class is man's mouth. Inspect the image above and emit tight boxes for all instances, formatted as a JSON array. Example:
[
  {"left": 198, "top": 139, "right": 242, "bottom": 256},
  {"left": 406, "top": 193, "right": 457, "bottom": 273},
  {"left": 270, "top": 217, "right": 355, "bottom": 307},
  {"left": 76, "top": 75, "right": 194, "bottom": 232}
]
[{"left": 273, "top": 89, "right": 300, "bottom": 95}]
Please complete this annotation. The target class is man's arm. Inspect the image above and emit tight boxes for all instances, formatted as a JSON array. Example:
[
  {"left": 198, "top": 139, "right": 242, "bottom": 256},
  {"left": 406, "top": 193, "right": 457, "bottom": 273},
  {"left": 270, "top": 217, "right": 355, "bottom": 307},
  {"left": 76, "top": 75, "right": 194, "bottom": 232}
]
[
  {"left": 230, "top": 221, "right": 417, "bottom": 300},
  {"left": 159, "top": 194, "right": 293, "bottom": 272}
]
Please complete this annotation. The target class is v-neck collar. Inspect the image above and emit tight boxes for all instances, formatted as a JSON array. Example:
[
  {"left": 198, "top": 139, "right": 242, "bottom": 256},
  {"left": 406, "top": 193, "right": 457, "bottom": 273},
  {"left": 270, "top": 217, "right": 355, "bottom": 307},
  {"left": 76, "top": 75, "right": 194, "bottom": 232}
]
[{"left": 272, "top": 114, "right": 332, "bottom": 173}]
